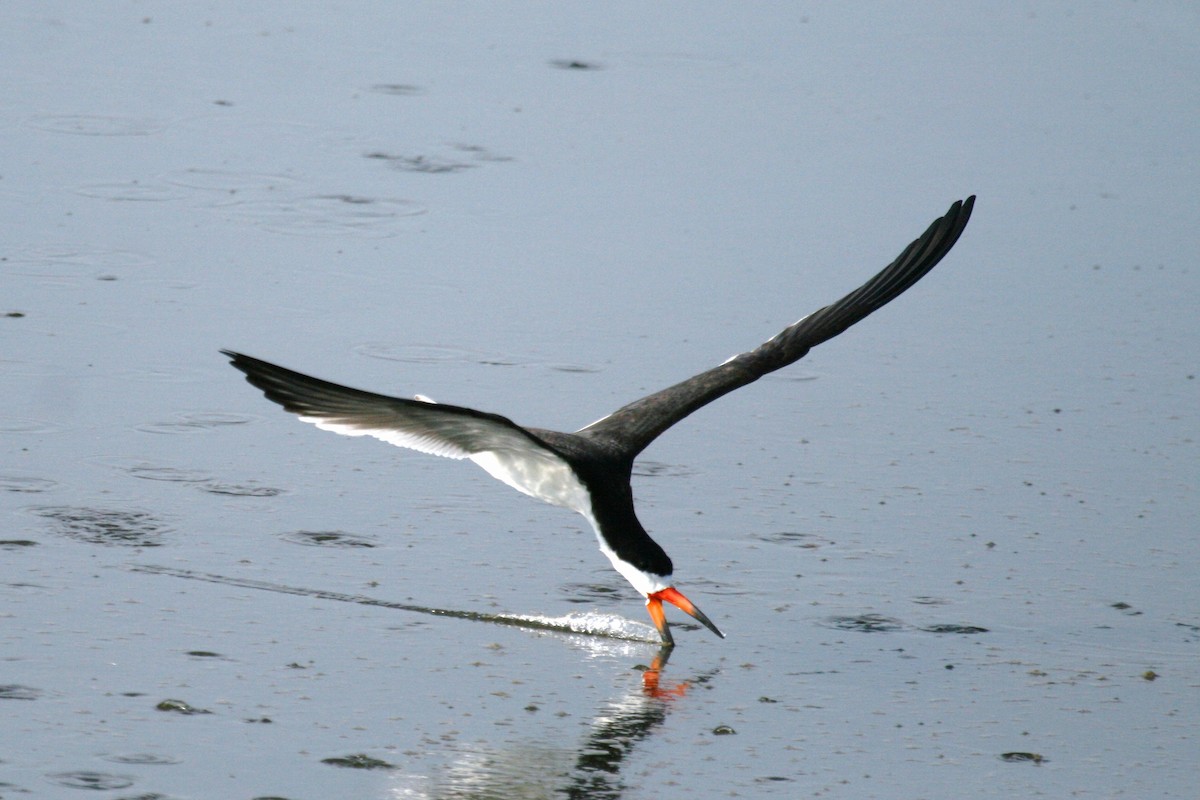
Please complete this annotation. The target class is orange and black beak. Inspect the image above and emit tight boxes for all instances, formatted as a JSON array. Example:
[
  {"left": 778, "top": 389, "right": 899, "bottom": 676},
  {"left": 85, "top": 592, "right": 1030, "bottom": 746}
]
[{"left": 646, "top": 586, "right": 725, "bottom": 647}]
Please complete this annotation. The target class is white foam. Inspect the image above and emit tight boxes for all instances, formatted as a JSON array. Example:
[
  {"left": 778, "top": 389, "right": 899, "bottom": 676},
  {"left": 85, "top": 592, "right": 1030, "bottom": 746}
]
[{"left": 501, "top": 610, "right": 659, "bottom": 643}]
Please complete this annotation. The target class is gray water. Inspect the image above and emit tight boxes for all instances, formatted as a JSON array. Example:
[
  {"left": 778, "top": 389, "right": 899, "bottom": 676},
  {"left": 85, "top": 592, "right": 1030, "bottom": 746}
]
[{"left": 3, "top": 4, "right": 1197, "bottom": 798}]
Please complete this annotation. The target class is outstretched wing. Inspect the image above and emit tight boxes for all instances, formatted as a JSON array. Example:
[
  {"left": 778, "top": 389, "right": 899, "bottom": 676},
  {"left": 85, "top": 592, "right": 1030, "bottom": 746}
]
[
  {"left": 579, "top": 196, "right": 975, "bottom": 457},
  {"left": 221, "top": 351, "right": 589, "bottom": 510}
]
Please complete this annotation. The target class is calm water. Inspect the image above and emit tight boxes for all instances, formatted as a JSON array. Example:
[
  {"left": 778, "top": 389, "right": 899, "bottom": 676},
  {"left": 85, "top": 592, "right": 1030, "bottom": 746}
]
[{"left": 3, "top": 4, "right": 1197, "bottom": 798}]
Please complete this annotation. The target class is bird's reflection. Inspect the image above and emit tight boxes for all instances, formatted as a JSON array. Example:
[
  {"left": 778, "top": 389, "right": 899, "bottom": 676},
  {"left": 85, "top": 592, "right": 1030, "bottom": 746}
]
[
  {"left": 388, "top": 646, "right": 717, "bottom": 799},
  {"left": 565, "top": 647, "right": 702, "bottom": 799},
  {"left": 637, "top": 646, "right": 691, "bottom": 699}
]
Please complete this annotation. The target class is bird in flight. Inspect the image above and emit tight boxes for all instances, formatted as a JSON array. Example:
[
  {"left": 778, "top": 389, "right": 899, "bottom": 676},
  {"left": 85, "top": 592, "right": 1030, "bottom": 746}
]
[{"left": 223, "top": 196, "right": 974, "bottom": 646}]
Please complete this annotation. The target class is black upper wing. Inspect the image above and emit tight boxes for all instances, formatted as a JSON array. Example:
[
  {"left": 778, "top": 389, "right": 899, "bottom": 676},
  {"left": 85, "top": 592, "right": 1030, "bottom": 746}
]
[
  {"left": 577, "top": 196, "right": 975, "bottom": 457},
  {"left": 221, "top": 350, "right": 547, "bottom": 459}
]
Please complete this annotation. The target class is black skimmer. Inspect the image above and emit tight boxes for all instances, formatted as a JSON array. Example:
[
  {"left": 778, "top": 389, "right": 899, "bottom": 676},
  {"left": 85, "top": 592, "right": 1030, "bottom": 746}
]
[{"left": 223, "top": 196, "right": 974, "bottom": 646}]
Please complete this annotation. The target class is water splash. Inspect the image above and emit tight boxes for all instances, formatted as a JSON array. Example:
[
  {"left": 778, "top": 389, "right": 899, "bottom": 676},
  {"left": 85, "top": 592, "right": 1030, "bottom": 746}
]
[{"left": 500, "top": 610, "right": 658, "bottom": 642}]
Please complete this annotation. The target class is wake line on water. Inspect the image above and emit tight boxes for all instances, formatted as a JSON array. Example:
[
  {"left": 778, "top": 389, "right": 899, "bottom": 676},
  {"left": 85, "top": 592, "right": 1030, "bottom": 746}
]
[{"left": 130, "top": 564, "right": 660, "bottom": 643}]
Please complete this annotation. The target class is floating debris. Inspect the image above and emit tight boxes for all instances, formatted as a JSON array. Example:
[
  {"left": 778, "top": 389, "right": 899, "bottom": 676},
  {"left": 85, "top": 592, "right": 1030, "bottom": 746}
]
[
  {"left": 1000, "top": 752, "right": 1046, "bottom": 764},
  {"left": 155, "top": 698, "right": 211, "bottom": 715},
  {"left": 321, "top": 753, "right": 395, "bottom": 770}
]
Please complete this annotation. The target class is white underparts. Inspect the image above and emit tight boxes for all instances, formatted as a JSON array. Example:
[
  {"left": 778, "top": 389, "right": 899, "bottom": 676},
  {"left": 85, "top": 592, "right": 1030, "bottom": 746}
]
[
  {"left": 469, "top": 449, "right": 590, "bottom": 511},
  {"left": 470, "top": 449, "right": 670, "bottom": 597}
]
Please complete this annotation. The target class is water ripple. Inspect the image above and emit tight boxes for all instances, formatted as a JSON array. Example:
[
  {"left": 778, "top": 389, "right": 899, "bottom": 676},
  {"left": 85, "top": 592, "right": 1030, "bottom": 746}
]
[
  {"left": 136, "top": 411, "right": 255, "bottom": 434},
  {"left": 44, "top": 771, "right": 136, "bottom": 791},
  {"left": 3, "top": 245, "right": 155, "bottom": 279},
  {"left": 0, "top": 417, "right": 64, "bottom": 434},
  {"left": 822, "top": 614, "right": 988, "bottom": 635},
  {"left": 0, "top": 684, "right": 42, "bottom": 700},
  {"left": 75, "top": 181, "right": 185, "bottom": 202},
  {"left": 160, "top": 167, "right": 304, "bottom": 194},
  {"left": 102, "top": 752, "right": 181, "bottom": 765},
  {"left": 199, "top": 481, "right": 284, "bottom": 497},
  {"left": 25, "top": 113, "right": 165, "bottom": 136},
  {"left": 280, "top": 529, "right": 377, "bottom": 548},
  {"left": 0, "top": 475, "right": 58, "bottom": 493},
  {"left": 220, "top": 195, "right": 426, "bottom": 238},
  {"left": 31, "top": 506, "right": 170, "bottom": 547}
]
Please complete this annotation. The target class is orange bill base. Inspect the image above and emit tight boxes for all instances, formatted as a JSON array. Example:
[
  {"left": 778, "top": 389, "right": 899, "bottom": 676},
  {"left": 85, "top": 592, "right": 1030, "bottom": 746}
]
[{"left": 647, "top": 586, "right": 725, "bottom": 646}]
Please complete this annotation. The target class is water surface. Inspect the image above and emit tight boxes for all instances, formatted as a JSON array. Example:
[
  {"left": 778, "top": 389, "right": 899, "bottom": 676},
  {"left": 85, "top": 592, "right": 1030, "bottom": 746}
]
[{"left": 3, "top": 4, "right": 1196, "bottom": 798}]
